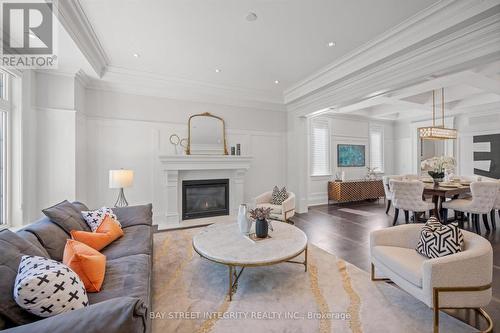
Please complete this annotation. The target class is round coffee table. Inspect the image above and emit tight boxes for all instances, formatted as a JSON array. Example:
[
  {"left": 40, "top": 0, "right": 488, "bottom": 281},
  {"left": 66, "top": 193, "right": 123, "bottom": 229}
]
[{"left": 193, "top": 221, "right": 308, "bottom": 300}]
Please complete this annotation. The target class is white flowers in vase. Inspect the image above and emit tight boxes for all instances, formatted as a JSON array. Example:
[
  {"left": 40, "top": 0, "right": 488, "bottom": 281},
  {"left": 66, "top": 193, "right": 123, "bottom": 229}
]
[{"left": 421, "top": 156, "right": 456, "bottom": 181}]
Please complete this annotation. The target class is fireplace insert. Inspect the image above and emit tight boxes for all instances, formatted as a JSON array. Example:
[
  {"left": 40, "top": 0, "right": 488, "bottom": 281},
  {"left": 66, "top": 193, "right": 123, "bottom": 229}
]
[{"left": 182, "top": 179, "right": 229, "bottom": 220}]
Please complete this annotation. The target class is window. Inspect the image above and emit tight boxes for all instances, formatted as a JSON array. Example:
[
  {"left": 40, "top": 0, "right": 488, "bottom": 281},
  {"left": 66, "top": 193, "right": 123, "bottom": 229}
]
[
  {"left": 0, "top": 71, "right": 9, "bottom": 226},
  {"left": 369, "top": 126, "right": 384, "bottom": 173},
  {"left": 310, "top": 117, "right": 330, "bottom": 176}
]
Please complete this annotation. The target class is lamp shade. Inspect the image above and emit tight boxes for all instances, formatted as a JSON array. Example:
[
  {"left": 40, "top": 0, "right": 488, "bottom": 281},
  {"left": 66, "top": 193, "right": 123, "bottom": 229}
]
[{"left": 109, "top": 170, "right": 134, "bottom": 189}]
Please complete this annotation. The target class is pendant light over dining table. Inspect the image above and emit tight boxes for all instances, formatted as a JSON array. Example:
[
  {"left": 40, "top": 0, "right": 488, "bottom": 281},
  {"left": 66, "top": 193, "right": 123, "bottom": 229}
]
[{"left": 418, "top": 88, "right": 457, "bottom": 140}]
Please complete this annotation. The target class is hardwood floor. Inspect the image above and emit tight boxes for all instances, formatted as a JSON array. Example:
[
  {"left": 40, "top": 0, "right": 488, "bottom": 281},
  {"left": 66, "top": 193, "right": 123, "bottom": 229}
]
[{"left": 292, "top": 200, "right": 499, "bottom": 331}]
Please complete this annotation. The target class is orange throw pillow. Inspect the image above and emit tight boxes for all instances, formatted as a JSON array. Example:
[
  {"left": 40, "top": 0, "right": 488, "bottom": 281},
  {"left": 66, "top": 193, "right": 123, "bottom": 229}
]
[
  {"left": 71, "top": 215, "right": 124, "bottom": 251},
  {"left": 63, "top": 239, "right": 106, "bottom": 292}
]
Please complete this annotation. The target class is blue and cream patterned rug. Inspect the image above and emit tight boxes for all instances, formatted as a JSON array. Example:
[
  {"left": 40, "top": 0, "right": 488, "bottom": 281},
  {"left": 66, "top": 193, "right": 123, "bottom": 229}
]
[{"left": 152, "top": 227, "right": 473, "bottom": 333}]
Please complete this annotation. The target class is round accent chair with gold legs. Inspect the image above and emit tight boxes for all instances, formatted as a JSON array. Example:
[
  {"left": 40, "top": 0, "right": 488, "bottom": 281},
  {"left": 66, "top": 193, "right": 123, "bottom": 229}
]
[{"left": 370, "top": 224, "right": 493, "bottom": 333}]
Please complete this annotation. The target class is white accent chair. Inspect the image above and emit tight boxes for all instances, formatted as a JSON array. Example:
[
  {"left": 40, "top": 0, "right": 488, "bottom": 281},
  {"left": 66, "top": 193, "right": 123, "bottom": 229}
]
[
  {"left": 370, "top": 224, "right": 493, "bottom": 333},
  {"left": 255, "top": 191, "right": 295, "bottom": 223},
  {"left": 382, "top": 175, "right": 403, "bottom": 215},
  {"left": 442, "top": 182, "right": 499, "bottom": 234},
  {"left": 390, "top": 180, "right": 435, "bottom": 225}
]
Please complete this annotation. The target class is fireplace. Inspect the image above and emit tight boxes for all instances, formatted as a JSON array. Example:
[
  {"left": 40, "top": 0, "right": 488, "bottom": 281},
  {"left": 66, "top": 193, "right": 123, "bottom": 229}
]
[{"left": 182, "top": 179, "right": 229, "bottom": 220}]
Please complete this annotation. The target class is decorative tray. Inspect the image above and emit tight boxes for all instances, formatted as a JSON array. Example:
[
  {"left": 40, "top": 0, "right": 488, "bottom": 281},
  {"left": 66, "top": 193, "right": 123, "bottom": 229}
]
[{"left": 246, "top": 233, "right": 272, "bottom": 242}]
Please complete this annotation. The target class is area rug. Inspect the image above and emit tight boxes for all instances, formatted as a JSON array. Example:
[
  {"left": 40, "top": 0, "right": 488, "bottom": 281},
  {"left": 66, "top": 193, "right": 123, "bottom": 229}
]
[{"left": 152, "top": 227, "right": 473, "bottom": 333}]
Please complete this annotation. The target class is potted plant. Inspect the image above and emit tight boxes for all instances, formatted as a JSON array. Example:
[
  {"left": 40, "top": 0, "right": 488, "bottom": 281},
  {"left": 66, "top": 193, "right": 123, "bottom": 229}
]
[
  {"left": 249, "top": 207, "right": 273, "bottom": 238},
  {"left": 421, "top": 156, "right": 456, "bottom": 185}
]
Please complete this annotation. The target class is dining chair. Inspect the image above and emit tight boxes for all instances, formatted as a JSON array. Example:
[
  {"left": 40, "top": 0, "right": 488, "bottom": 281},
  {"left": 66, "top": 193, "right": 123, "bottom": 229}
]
[
  {"left": 382, "top": 175, "right": 403, "bottom": 214},
  {"left": 489, "top": 182, "right": 500, "bottom": 231},
  {"left": 442, "top": 182, "right": 499, "bottom": 234},
  {"left": 390, "top": 180, "right": 435, "bottom": 226}
]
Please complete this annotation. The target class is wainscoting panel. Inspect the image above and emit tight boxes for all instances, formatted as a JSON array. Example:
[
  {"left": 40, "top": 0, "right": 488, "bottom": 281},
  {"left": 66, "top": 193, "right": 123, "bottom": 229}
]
[{"left": 85, "top": 117, "right": 286, "bottom": 224}]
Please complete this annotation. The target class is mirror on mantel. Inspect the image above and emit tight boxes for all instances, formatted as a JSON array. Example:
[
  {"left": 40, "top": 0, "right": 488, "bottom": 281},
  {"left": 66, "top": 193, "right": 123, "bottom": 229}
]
[{"left": 187, "top": 112, "right": 228, "bottom": 155}]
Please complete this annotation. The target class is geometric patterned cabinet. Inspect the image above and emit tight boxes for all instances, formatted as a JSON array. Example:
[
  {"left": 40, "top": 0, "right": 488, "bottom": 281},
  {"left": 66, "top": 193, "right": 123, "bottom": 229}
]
[{"left": 328, "top": 179, "right": 385, "bottom": 203}]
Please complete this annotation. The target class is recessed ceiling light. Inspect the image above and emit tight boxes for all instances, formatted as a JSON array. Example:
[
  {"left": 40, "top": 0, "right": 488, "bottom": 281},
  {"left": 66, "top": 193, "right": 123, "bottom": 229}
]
[
  {"left": 215, "top": 68, "right": 221, "bottom": 73},
  {"left": 246, "top": 12, "right": 258, "bottom": 22},
  {"left": 133, "top": 53, "right": 140, "bottom": 58},
  {"left": 328, "top": 41, "right": 336, "bottom": 47},
  {"left": 274, "top": 80, "right": 280, "bottom": 84}
]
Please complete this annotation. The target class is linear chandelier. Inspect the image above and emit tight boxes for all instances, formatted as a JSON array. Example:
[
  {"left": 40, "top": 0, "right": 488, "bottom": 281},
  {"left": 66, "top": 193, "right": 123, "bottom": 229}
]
[{"left": 419, "top": 88, "right": 457, "bottom": 140}]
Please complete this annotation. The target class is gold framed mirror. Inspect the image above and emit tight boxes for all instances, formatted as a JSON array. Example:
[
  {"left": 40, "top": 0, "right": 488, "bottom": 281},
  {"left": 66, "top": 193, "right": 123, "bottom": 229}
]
[{"left": 187, "top": 112, "right": 228, "bottom": 155}]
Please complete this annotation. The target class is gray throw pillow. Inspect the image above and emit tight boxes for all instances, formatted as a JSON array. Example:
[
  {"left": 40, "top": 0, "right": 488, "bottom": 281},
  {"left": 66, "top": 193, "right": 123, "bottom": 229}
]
[
  {"left": 0, "top": 230, "right": 47, "bottom": 327},
  {"left": 113, "top": 204, "right": 153, "bottom": 228},
  {"left": 42, "top": 200, "right": 91, "bottom": 234}
]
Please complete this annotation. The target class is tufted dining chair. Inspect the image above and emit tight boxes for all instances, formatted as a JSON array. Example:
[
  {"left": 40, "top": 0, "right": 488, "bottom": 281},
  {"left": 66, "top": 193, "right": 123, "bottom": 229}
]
[
  {"left": 490, "top": 182, "right": 500, "bottom": 230},
  {"left": 442, "top": 182, "right": 499, "bottom": 234},
  {"left": 390, "top": 180, "right": 435, "bottom": 226},
  {"left": 382, "top": 175, "right": 403, "bottom": 214}
]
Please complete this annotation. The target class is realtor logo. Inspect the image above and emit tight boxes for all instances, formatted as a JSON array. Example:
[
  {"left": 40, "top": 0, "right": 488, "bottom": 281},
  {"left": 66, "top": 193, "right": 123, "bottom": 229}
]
[{"left": 1, "top": 1, "right": 57, "bottom": 68}]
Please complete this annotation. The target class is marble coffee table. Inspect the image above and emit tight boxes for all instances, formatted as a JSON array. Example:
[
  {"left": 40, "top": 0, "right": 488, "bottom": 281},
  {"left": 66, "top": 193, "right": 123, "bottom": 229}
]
[{"left": 192, "top": 221, "right": 308, "bottom": 301}]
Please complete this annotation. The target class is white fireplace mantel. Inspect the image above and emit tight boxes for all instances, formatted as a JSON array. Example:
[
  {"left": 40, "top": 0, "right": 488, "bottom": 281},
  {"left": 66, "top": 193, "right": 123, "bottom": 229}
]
[
  {"left": 158, "top": 155, "right": 253, "bottom": 171},
  {"left": 156, "top": 155, "right": 253, "bottom": 229}
]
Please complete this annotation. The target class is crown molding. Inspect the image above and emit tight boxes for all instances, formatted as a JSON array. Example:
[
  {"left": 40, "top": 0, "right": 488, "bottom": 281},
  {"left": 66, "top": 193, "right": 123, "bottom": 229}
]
[
  {"left": 286, "top": 1, "right": 500, "bottom": 117},
  {"left": 284, "top": 0, "right": 500, "bottom": 108},
  {"left": 86, "top": 66, "right": 286, "bottom": 112},
  {"left": 55, "top": 0, "right": 109, "bottom": 77},
  {"left": 74, "top": 69, "right": 90, "bottom": 87}
]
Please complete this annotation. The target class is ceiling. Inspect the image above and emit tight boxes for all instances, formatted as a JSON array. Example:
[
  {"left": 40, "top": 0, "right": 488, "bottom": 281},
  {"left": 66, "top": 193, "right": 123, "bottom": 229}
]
[
  {"left": 73, "top": 0, "right": 438, "bottom": 100},
  {"left": 325, "top": 61, "right": 500, "bottom": 121}
]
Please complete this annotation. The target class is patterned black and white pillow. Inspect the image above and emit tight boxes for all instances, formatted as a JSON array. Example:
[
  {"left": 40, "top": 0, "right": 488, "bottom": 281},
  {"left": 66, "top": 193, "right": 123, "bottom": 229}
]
[
  {"left": 14, "top": 255, "right": 89, "bottom": 318},
  {"left": 416, "top": 217, "right": 464, "bottom": 258},
  {"left": 270, "top": 186, "right": 289, "bottom": 205},
  {"left": 81, "top": 207, "right": 120, "bottom": 232}
]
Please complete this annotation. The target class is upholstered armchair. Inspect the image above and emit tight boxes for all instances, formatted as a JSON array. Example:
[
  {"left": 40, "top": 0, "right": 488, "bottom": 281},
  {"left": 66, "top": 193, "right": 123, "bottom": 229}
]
[
  {"left": 370, "top": 224, "right": 493, "bottom": 333},
  {"left": 390, "top": 180, "right": 435, "bottom": 225},
  {"left": 255, "top": 191, "right": 295, "bottom": 222}
]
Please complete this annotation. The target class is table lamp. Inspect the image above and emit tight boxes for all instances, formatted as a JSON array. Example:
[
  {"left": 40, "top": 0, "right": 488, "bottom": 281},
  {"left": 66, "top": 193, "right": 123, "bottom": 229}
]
[{"left": 109, "top": 169, "right": 134, "bottom": 207}]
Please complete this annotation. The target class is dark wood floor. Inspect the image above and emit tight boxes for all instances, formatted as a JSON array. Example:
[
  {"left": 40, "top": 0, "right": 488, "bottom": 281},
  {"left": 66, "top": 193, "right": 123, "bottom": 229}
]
[{"left": 292, "top": 200, "right": 499, "bottom": 331}]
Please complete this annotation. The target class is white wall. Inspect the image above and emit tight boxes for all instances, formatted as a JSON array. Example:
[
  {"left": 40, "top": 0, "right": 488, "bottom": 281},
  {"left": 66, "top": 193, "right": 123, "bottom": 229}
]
[
  {"left": 456, "top": 110, "right": 500, "bottom": 178},
  {"left": 32, "top": 72, "right": 82, "bottom": 218},
  {"left": 308, "top": 115, "right": 394, "bottom": 206},
  {"left": 393, "top": 109, "right": 500, "bottom": 179},
  {"left": 84, "top": 89, "right": 287, "bottom": 222}
]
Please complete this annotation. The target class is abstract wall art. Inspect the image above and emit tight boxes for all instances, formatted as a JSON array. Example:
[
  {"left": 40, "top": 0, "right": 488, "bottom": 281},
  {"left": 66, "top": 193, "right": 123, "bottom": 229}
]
[
  {"left": 473, "top": 133, "right": 500, "bottom": 179},
  {"left": 337, "top": 144, "right": 366, "bottom": 167}
]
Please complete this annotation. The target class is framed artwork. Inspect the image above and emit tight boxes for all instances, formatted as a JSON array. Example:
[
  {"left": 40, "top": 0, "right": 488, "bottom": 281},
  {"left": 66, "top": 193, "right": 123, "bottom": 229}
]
[
  {"left": 337, "top": 144, "right": 365, "bottom": 167},
  {"left": 473, "top": 133, "right": 500, "bottom": 179}
]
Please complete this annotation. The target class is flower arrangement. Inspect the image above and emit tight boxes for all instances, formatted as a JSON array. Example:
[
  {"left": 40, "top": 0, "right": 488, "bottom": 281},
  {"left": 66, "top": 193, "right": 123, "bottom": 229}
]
[
  {"left": 249, "top": 207, "right": 274, "bottom": 238},
  {"left": 421, "top": 156, "right": 456, "bottom": 180},
  {"left": 249, "top": 207, "right": 272, "bottom": 221}
]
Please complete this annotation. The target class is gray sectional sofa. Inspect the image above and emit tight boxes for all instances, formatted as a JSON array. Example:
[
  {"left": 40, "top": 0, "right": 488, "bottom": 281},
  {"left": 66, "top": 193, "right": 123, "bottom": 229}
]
[{"left": 0, "top": 203, "right": 153, "bottom": 333}]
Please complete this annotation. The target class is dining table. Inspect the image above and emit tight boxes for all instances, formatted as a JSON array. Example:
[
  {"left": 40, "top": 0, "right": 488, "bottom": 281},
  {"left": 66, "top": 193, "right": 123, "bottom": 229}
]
[{"left": 423, "top": 182, "right": 471, "bottom": 222}]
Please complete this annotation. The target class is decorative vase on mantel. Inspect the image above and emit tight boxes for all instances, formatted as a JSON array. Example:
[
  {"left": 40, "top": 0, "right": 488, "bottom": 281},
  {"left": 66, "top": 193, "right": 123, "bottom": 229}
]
[{"left": 255, "top": 218, "right": 269, "bottom": 238}]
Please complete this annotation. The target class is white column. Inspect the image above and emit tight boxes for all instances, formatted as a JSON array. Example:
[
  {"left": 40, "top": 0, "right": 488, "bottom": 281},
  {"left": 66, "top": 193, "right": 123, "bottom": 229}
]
[
  {"left": 232, "top": 169, "right": 247, "bottom": 215},
  {"left": 287, "top": 113, "right": 309, "bottom": 213},
  {"left": 166, "top": 170, "right": 180, "bottom": 224}
]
